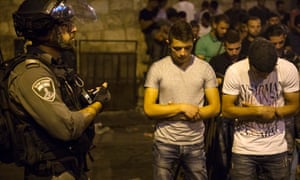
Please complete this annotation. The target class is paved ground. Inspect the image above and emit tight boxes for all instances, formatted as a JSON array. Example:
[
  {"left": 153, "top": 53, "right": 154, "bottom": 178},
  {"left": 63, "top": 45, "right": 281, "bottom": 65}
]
[{"left": 0, "top": 109, "right": 155, "bottom": 180}]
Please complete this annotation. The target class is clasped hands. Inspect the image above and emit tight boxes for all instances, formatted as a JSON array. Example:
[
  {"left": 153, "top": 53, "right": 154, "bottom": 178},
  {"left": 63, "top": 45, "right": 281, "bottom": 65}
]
[
  {"left": 170, "top": 103, "right": 201, "bottom": 122},
  {"left": 241, "top": 102, "right": 278, "bottom": 123}
]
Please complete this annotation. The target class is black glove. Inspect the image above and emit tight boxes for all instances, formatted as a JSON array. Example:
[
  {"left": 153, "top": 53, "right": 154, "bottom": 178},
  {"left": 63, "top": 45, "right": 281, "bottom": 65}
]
[{"left": 93, "top": 85, "right": 111, "bottom": 105}]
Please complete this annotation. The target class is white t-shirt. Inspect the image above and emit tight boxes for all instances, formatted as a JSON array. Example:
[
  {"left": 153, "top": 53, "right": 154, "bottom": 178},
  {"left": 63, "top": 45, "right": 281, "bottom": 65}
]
[
  {"left": 173, "top": 1, "right": 196, "bottom": 22},
  {"left": 222, "top": 58, "right": 299, "bottom": 155}
]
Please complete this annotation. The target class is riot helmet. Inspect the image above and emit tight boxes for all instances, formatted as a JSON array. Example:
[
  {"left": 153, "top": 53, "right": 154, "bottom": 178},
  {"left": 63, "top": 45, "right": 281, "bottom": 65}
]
[{"left": 13, "top": 0, "right": 97, "bottom": 48}]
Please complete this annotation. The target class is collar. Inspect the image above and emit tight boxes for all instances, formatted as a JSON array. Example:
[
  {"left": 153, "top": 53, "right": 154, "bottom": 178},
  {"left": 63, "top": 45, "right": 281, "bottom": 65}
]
[{"left": 26, "top": 46, "right": 62, "bottom": 65}]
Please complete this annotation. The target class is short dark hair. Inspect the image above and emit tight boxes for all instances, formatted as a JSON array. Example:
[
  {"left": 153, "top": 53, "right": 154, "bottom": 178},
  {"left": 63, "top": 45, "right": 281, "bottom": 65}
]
[
  {"left": 265, "top": 24, "right": 285, "bottom": 38},
  {"left": 178, "top": 11, "right": 187, "bottom": 18},
  {"left": 190, "top": 20, "right": 199, "bottom": 28},
  {"left": 276, "top": 0, "right": 284, "bottom": 7},
  {"left": 223, "top": 29, "right": 240, "bottom": 44},
  {"left": 213, "top": 14, "right": 230, "bottom": 25},
  {"left": 168, "top": 21, "right": 194, "bottom": 43},
  {"left": 248, "top": 37, "right": 277, "bottom": 73}
]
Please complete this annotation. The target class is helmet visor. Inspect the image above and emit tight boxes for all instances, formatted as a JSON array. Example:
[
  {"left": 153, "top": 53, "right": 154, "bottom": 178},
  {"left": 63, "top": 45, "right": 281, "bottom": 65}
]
[{"left": 50, "top": 0, "right": 97, "bottom": 23}]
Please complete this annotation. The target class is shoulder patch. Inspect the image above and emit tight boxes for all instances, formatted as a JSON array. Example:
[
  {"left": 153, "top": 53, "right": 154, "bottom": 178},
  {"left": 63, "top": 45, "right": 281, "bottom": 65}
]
[
  {"left": 32, "top": 77, "right": 56, "bottom": 102},
  {"left": 25, "top": 59, "right": 41, "bottom": 69}
]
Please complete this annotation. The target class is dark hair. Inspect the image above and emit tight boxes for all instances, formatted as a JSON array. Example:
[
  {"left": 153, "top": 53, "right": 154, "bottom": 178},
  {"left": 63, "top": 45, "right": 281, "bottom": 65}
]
[
  {"left": 210, "top": 1, "right": 219, "bottom": 10},
  {"left": 201, "top": 1, "right": 209, "bottom": 8},
  {"left": 168, "top": 21, "right": 194, "bottom": 43},
  {"left": 247, "top": 16, "right": 261, "bottom": 22},
  {"left": 213, "top": 14, "right": 230, "bottom": 25},
  {"left": 166, "top": 7, "right": 178, "bottom": 19},
  {"left": 267, "top": 12, "right": 279, "bottom": 20},
  {"left": 248, "top": 37, "right": 277, "bottom": 73},
  {"left": 276, "top": 0, "right": 284, "bottom": 6},
  {"left": 202, "top": 12, "right": 211, "bottom": 21},
  {"left": 224, "top": 29, "right": 241, "bottom": 44},
  {"left": 233, "top": 0, "right": 241, "bottom": 3},
  {"left": 178, "top": 11, "right": 187, "bottom": 18},
  {"left": 190, "top": 20, "right": 199, "bottom": 28},
  {"left": 265, "top": 24, "right": 285, "bottom": 38}
]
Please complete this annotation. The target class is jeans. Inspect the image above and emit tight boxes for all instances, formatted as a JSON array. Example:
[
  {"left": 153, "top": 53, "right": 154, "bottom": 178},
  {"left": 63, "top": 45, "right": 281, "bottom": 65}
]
[
  {"left": 153, "top": 140, "right": 207, "bottom": 180},
  {"left": 231, "top": 152, "right": 289, "bottom": 180}
]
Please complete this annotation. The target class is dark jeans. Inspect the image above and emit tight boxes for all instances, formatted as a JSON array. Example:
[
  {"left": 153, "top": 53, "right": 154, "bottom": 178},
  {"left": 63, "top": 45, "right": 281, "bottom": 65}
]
[
  {"left": 153, "top": 140, "right": 207, "bottom": 180},
  {"left": 230, "top": 152, "right": 289, "bottom": 180}
]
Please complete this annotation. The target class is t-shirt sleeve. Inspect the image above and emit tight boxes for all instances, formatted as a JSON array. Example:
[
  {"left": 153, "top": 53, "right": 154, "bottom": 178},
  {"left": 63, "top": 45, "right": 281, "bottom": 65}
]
[
  {"left": 222, "top": 65, "right": 240, "bottom": 95},
  {"left": 279, "top": 60, "right": 299, "bottom": 93},
  {"left": 144, "top": 62, "right": 160, "bottom": 89}
]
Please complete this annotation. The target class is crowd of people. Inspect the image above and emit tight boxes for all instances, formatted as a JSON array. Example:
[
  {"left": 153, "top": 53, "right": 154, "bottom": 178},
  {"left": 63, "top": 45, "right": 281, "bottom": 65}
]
[
  {"left": 141, "top": 0, "right": 300, "bottom": 179},
  {"left": 139, "top": 0, "right": 300, "bottom": 68}
]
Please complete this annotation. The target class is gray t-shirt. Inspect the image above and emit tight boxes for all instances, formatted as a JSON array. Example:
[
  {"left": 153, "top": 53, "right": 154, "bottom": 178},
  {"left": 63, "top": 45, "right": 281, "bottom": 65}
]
[{"left": 145, "top": 55, "right": 218, "bottom": 145}]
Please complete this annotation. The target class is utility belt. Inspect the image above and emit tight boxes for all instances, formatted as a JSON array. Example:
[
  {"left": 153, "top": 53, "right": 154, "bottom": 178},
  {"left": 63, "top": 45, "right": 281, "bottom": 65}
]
[{"left": 25, "top": 156, "right": 82, "bottom": 178}]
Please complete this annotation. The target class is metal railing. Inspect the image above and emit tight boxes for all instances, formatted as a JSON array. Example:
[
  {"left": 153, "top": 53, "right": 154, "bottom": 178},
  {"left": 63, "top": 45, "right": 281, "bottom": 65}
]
[{"left": 78, "top": 40, "right": 138, "bottom": 110}]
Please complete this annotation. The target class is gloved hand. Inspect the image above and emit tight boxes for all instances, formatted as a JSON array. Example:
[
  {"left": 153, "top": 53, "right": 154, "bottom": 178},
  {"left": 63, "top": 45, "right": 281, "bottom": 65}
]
[{"left": 93, "top": 85, "right": 111, "bottom": 106}]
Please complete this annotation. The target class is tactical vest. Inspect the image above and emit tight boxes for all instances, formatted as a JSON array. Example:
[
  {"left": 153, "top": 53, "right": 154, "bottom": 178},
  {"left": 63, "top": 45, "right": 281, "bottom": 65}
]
[{"left": 8, "top": 50, "right": 94, "bottom": 177}]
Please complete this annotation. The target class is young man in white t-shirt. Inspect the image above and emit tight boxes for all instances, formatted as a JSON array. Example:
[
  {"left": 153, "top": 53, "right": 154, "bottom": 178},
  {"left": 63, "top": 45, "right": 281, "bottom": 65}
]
[{"left": 222, "top": 37, "right": 299, "bottom": 179}]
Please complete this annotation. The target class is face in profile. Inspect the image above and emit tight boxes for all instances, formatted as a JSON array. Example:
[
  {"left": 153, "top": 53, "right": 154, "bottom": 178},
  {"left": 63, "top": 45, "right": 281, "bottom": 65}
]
[
  {"left": 268, "top": 34, "right": 286, "bottom": 55},
  {"left": 49, "top": 21, "right": 77, "bottom": 49}
]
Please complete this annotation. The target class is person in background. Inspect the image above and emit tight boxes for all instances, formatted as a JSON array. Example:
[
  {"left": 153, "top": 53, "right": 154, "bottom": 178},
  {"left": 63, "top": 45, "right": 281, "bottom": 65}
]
[
  {"left": 198, "top": 12, "right": 212, "bottom": 38},
  {"left": 248, "top": 0, "right": 271, "bottom": 26},
  {"left": 178, "top": 11, "right": 187, "bottom": 22},
  {"left": 172, "top": 0, "right": 196, "bottom": 23},
  {"left": 155, "top": 0, "right": 168, "bottom": 21},
  {"left": 240, "top": 16, "right": 262, "bottom": 57},
  {"left": 209, "top": 0, "right": 223, "bottom": 16},
  {"left": 264, "top": 24, "right": 298, "bottom": 67},
  {"left": 289, "top": 0, "right": 300, "bottom": 30},
  {"left": 150, "top": 19, "right": 171, "bottom": 63},
  {"left": 210, "top": 29, "right": 244, "bottom": 86},
  {"left": 194, "top": 14, "right": 230, "bottom": 62},
  {"left": 264, "top": 23, "right": 300, "bottom": 180},
  {"left": 190, "top": 20, "right": 200, "bottom": 54},
  {"left": 222, "top": 38, "right": 299, "bottom": 179},
  {"left": 166, "top": 7, "right": 179, "bottom": 25},
  {"left": 225, "top": 0, "right": 248, "bottom": 30},
  {"left": 275, "top": 0, "right": 290, "bottom": 26},
  {"left": 207, "top": 29, "right": 244, "bottom": 180},
  {"left": 288, "top": 14, "right": 300, "bottom": 57},
  {"left": 10, "top": 0, "right": 111, "bottom": 179},
  {"left": 139, "top": 0, "right": 160, "bottom": 56},
  {"left": 144, "top": 20, "right": 220, "bottom": 180},
  {"left": 194, "top": 0, "right": 210, "bottom": 23},
  {"left": 261, "top": 12, "right": 289, "bottom": 37}
]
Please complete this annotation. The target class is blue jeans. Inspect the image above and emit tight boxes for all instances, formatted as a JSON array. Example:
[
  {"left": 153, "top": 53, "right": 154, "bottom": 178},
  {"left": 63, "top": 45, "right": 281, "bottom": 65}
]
[
  {"left": 153, "top": 140, "right": 207, "bottom": 180},
  {"left": 231, "top": 152, "right": 289, "bottom": 180}
]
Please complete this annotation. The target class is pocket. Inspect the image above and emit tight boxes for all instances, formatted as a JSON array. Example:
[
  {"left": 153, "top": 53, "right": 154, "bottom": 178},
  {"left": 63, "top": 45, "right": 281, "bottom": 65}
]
[{"left": 15, "top": 124, "right": 42, "bottom": 165}]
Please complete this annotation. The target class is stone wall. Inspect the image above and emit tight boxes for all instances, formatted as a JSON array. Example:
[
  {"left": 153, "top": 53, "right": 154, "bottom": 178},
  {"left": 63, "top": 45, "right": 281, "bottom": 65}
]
[
  {"left": 0, "top": 0, "right": 292, "bottom": 104},
  {"left": 0, "top": 0, "right": 290, "bottom": 62}
]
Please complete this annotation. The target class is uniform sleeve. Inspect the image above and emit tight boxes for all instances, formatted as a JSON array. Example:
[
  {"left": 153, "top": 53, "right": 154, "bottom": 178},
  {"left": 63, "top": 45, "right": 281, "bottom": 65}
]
[{"left": 10, "top": 65, "right": 86, "bottom": 141}]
